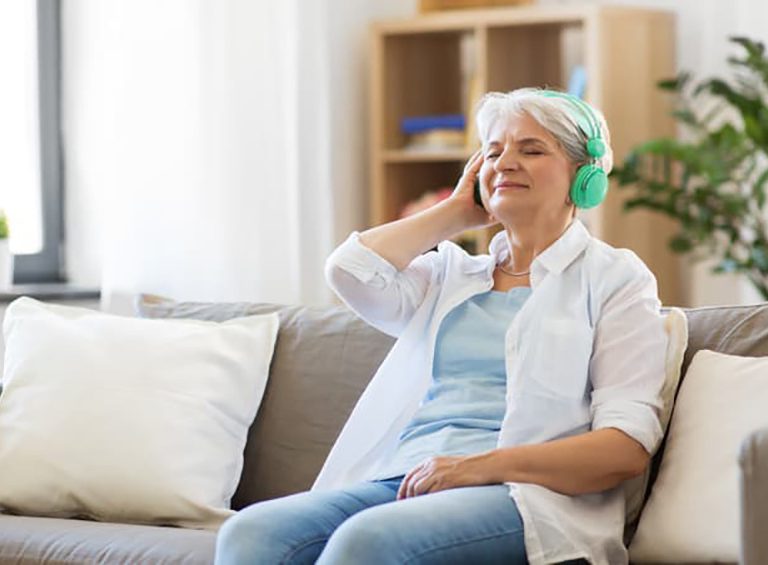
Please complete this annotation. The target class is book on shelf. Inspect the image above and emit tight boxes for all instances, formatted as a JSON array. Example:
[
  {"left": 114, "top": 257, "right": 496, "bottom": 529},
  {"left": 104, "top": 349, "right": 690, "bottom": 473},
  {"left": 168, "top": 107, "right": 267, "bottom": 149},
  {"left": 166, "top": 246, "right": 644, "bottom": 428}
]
[
  {"left": 401, "top": 114, "right": 466, "bottom": 134},
  {"left": 401, "top": 114, "right": 467, "bottom": 152}
]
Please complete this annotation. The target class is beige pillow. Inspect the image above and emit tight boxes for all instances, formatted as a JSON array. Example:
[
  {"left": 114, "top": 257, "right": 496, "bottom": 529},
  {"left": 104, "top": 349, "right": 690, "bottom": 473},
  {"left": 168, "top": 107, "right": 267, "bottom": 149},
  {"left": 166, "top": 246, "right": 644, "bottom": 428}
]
[
  {"left": 629, "top": 349, "right": 768, "bottom": 562},
  {"left": 624, "top": 307, "right": 688, "bottom": 526},
  {"left": 0, "top": 297, "right": 279, "bottom": 529}
]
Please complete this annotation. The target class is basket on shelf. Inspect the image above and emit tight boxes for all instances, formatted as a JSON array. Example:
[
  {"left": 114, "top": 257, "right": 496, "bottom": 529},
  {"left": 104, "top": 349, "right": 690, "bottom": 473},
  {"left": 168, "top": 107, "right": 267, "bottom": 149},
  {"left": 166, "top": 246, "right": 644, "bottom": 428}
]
[{"left": 420, "top": 0, "right": 535, "bottom": 13}]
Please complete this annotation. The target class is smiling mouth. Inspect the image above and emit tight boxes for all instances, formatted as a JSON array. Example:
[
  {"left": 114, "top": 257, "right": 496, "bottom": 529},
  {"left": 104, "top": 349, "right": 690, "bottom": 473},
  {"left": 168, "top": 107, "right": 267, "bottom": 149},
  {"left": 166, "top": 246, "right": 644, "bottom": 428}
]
[{"left": 495, "top": 183, "right": 529, "bottom": 190}]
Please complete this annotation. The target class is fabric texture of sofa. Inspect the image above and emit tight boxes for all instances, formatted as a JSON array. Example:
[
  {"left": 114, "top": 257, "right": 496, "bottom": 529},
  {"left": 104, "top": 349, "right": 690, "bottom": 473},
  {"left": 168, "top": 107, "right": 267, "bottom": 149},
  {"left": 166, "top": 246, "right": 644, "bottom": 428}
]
[{"left": 0, "top": 295, "right": 767, "bottom": 564}]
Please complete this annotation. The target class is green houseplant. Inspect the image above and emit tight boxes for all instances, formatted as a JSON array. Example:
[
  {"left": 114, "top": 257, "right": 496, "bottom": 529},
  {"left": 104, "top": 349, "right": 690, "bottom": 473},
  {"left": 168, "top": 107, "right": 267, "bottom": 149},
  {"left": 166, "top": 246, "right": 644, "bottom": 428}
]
[
  {"left": 0, "top": 208, "right": 11, "bottom": 289},
  {"left": 0, "top": 209, "right": 9, "bottom": 240},
  {"left": 612, "top": 36, "right": 768, "bottom": 299}
]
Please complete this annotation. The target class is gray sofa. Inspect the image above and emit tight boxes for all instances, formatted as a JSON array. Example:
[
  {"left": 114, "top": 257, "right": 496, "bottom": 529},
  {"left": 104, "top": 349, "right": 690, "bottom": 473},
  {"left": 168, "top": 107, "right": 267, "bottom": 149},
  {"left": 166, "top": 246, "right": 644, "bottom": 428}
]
[{"left": 1, "top": 296, "right": 767, "bottom": 564}]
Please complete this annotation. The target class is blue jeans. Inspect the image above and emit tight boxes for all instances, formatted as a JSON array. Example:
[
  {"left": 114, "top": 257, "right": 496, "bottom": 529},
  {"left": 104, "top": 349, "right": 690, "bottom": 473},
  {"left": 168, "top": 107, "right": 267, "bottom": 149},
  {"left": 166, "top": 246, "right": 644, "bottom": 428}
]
[{"left": 215, "top": 476, "right": 529, "bottom": 564}]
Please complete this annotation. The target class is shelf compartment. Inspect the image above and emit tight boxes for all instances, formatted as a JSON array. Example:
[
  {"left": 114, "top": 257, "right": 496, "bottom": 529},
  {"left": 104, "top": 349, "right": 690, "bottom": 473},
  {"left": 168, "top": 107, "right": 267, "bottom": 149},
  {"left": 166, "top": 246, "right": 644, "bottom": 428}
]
[
  {"left": 381, "top": 30, "right": 473, "bottom": 151},
  {"left": 484, "top": 22, "right": 584, "bottom": 94}
]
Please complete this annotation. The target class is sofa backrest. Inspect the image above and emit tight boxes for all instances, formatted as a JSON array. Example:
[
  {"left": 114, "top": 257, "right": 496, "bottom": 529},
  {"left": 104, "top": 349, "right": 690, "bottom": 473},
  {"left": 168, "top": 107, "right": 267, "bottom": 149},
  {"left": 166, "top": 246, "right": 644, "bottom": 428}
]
[
  {"left": 138, "top": 296, "right": 768, "bottom": 511},
  {"left": 243, "top": 301, "right": 768, "bottom": 508},
  {"left": 679, "top": 303, "right": 768, "bottom": 372},
  {"left": 228, "top": 303, "right": 395, "bottom": 509}
]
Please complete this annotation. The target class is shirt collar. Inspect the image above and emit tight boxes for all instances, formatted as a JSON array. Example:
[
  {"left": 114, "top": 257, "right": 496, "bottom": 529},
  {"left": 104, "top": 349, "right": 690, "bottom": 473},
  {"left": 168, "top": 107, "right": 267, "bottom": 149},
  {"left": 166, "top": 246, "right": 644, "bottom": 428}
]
[{"left": 484, "top": 218, "right": 591, "bottom": 276}]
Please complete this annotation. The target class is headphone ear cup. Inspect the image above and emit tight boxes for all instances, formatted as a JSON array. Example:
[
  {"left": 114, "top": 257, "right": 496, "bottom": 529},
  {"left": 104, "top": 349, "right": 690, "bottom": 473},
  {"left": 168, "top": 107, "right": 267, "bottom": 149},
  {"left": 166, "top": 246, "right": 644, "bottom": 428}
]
[{"left": 570, "top": 165, "right": 608, "bottom": 209}]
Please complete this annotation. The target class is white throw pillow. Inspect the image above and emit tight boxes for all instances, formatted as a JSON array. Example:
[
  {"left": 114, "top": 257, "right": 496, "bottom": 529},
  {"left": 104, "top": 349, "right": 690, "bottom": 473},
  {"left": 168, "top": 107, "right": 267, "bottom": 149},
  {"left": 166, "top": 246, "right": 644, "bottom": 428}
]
[
  {"left": 629, "top": 349, "right": 768, "bottom": 562},
  {"left": 624, "top": 307, "right": 688, "bottom": 526},
  {"left": 0, "top": 297, "right": 279, "bottom": 529}
]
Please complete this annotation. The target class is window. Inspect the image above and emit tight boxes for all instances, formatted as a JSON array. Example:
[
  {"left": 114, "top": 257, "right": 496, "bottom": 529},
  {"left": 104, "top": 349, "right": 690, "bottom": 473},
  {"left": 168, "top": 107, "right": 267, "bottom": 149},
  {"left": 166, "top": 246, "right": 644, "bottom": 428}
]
[{"left": 0, "top": 0, "right": 63, "bottom": 284}]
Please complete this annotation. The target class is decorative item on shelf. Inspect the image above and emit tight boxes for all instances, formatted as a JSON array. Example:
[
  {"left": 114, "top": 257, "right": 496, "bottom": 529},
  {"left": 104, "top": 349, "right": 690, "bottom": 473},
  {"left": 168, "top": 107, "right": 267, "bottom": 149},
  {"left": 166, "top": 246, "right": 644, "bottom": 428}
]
[
  {"left": 567, "top": 65, "right": 587, "bottom": 99},
  {"left": 402, "top": 114, "right": 467, "bottom": 151},
  {"left": 0, "top": 209, "right": 13, "bottom": 290},
  {"left": 399, "top": 188, "right": 480, "bottom": 254},
  {"left": 398, "top": 187, "right": 454, "bottom": 219},
  {"left": 612, "top": 36, "right": 768, "bottom": 299},
  {"left": 420, "top": 0, "right": 534, "bottom": 12}
]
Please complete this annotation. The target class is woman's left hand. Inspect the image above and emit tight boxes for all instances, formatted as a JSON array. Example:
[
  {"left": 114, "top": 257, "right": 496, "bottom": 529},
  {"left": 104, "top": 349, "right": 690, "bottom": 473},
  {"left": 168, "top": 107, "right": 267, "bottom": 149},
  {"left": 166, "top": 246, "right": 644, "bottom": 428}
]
[{"left": 396, "top": 455, "right": 491, "bottom": 500}]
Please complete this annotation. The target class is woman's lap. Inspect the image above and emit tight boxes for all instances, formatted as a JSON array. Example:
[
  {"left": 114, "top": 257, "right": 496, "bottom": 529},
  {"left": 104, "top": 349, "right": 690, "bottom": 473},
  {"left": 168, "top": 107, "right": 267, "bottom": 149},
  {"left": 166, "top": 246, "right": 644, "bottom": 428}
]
[{"left": 215, "top": 478, "right": 528, "bottom": 565}]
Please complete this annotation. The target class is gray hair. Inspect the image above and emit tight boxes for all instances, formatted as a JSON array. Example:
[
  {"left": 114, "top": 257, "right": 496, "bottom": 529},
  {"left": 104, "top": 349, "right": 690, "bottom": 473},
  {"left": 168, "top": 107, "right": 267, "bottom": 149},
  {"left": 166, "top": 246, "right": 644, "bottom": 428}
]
[{"left": 475, "top": 87, "right": 613, "bottom": 174}]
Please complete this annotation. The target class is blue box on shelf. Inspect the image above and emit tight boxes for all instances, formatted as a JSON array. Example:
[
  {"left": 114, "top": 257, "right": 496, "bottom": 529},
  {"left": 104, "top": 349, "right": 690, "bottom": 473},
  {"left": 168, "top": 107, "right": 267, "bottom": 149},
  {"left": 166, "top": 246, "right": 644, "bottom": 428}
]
[{"left": 401, "top": 114, "right": 466, "bottom": 135}]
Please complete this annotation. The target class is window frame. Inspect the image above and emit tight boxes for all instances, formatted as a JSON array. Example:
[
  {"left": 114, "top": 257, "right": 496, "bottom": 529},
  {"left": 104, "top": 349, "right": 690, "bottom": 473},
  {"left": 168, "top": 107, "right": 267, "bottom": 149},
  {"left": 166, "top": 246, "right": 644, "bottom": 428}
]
[{"left": 14, "top": 0, "right": 64, "bottom": 284}]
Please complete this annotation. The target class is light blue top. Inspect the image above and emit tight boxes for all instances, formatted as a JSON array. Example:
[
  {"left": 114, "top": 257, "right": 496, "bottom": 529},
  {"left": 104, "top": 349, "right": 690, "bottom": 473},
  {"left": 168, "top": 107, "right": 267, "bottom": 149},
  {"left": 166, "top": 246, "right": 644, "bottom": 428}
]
[{"left": 373, "top": 286, "right": 532, "bottom": 480}]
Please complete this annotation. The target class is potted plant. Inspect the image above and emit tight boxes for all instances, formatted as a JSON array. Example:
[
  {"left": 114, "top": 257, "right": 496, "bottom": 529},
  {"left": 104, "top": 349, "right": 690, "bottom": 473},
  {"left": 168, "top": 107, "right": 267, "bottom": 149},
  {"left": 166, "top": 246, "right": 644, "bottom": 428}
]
[
  {"left": 612, "top": 36, "right": 768, "bottom": 299},
  {"left": 0, "top": 209, "right": 13, "bottom": 289}
]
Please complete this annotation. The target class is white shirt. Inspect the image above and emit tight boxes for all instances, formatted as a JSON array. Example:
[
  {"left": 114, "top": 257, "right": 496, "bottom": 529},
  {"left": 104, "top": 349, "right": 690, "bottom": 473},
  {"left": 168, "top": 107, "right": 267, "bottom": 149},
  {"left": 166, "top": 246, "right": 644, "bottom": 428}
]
[{"left": 314, "top": 219, "right": 667, "bottom": 565}]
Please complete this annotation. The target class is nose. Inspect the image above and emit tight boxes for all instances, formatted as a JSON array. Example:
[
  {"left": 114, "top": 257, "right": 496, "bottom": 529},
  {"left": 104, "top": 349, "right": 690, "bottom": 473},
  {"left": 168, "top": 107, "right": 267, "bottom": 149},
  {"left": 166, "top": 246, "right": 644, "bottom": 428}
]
[{"left": 494, "top": 147, "right": 521, "bottom": 172}]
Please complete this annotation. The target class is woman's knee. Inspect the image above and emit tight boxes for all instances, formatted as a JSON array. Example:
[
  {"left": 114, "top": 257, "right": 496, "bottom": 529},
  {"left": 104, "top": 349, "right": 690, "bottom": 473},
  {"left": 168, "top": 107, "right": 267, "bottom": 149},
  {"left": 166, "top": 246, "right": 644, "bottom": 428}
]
[
  {"left": 317, "top": 508, "right": 401, "bottom": 565},
  {"left": 215, "top": 504, "right": 310, "bottom": 565},
  {"left": 215, "top": 493, "right": 346, "bottom": 565},
  {"left": 215, "top": 511, "right": 263, "bottom": 565}
]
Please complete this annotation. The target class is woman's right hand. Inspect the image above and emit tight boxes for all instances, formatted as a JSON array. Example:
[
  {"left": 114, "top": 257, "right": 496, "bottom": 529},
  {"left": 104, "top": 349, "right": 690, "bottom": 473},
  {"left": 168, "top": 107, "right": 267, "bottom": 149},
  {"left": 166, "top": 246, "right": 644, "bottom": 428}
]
[{"left": 450, "top": 149, "right": 499, "bottom": 231}]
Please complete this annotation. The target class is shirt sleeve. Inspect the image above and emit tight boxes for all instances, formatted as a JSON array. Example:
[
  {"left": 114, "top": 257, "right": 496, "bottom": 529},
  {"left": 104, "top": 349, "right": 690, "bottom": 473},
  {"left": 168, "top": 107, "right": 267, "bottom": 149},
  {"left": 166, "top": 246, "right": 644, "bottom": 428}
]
[
  {"left": 324, "top": 231, "right": 437, "bottom": 337},
  {"left": 589, "top": 256, "right": 668, "bottom": 455}
]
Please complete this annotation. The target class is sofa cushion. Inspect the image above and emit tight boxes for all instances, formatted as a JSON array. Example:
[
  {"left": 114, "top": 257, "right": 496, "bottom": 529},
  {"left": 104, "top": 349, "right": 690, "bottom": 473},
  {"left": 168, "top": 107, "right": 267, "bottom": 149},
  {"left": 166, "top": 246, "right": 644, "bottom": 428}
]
[
  {"left": 630, "top": 302, "right": 768, "bottom": 543},
  {"left": 135, "top": 295, "right": 396, "bottom": 509},
  {"left": 0, "top": 515, "right": 215, "bottom": 565},
  {"left": 629, "top": 349, "right": 768, "bottom": 562},
  {"left": 0, "top": 297, "right": 279, "bottom": 529}
]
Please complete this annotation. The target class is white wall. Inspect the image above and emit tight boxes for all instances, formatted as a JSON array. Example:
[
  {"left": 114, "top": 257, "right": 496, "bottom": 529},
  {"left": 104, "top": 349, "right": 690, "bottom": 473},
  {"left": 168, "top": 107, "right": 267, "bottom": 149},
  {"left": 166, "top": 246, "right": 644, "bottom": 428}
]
[{"left": 62, "top": 0, "right": 767, "bottom": 310}]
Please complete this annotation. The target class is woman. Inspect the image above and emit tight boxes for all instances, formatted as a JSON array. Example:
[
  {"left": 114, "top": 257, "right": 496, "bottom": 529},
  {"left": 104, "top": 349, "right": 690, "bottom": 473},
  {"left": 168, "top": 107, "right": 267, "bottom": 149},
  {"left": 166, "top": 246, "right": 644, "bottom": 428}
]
[{"left": 215, "top": 88, "right": 668, "bottom": 565}]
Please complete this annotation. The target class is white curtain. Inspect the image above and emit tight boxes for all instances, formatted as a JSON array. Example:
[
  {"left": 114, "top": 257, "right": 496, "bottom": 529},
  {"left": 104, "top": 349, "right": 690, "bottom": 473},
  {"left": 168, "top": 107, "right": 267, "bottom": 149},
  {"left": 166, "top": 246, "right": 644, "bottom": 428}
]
[
  {"left": 63, "top": 0, "right": 330, "bottom": 313},
  {"left": 0, "top": 0, "right": 43, "bottom": 255},
  {"left": 63, "top": 0, "right": 417, "bottom": 313}
]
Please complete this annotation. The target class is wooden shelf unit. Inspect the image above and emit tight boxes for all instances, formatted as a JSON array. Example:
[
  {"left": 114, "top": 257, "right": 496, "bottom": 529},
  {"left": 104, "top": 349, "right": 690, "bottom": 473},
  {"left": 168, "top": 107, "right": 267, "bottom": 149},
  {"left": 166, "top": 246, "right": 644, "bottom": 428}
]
[{"left": 369, "top": 4, "right": 683, "bottom": 305}]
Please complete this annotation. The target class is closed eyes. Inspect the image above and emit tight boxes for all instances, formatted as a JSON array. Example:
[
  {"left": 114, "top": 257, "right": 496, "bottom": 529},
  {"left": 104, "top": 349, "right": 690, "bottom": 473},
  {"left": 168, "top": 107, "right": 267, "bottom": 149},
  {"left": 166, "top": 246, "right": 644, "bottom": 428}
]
[{"left": 485, "top": 149, "right": 544, "bottom": 160}]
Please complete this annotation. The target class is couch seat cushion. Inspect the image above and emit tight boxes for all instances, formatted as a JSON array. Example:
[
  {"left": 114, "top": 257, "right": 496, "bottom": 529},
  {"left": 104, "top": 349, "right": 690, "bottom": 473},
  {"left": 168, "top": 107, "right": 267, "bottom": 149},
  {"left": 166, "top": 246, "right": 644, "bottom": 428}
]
[{"left": 0, "top": 515, "right": 215, "bottom": 565}]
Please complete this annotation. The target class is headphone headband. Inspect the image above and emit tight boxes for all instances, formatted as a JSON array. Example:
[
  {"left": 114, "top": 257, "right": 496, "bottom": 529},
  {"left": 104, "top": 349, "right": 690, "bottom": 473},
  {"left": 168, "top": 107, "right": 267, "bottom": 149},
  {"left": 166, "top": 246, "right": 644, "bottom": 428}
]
[{"left": 539, "top": 90, "right": 606, "bottom": 159}]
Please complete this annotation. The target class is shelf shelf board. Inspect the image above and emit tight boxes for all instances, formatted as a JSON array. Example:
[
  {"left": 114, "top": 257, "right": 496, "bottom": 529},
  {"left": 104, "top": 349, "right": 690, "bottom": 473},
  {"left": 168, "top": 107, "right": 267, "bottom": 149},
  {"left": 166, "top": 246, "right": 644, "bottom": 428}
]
[
  {"left": 371, "top": 4, "right": 669, "bottom": 34},
  {"left": 382, "top": 148, "right": 475, "bottom": 163},
  {"left": 372, "top": 4, "right": 592, "bottom": 34}
]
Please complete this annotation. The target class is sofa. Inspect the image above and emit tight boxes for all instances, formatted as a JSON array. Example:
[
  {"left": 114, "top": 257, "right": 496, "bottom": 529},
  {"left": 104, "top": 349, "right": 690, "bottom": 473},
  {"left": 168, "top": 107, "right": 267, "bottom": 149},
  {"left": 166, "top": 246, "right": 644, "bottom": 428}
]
[{"left": 0, "top": 296, "right": 766, "bottom": 564}]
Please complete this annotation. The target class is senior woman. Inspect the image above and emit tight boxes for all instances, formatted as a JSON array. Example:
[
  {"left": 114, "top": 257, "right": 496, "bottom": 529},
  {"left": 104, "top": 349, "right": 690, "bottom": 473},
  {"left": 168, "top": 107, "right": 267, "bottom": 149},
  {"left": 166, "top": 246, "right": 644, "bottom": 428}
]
[{"left": 215, "top": 88, "right": 668, "bottom": 565}]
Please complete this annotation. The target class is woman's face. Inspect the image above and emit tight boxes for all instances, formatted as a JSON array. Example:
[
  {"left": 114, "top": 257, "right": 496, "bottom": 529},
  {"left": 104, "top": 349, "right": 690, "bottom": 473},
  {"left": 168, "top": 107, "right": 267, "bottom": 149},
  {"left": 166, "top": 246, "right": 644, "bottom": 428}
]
[{"left": 478, "top": 111, "right": 577, "bottom": 223}]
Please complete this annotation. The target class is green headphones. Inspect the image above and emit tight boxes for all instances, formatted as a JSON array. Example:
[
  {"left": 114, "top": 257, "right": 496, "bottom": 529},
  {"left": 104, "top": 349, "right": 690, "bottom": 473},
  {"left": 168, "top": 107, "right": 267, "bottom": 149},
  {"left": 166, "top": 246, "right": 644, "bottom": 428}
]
[{"left": 540, "top": 90, "right": 608, "bottom": 209}]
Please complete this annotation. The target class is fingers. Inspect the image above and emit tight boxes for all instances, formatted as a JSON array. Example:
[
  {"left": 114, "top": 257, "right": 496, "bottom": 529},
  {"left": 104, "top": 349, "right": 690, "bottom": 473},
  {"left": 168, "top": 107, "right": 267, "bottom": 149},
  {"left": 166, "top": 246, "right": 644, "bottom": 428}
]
[
  {"left": 411, "top": 473, "right": 437, "bottom": 497},
  {"left": 407, "top": 468, "right": 432, "bottom": 498},
  {"left": 396, "top": 466, "right": 416, "bottom": 500},
  {"left": 463, "top": 148, "right": 484, "bottom": 174},
  {"left": 397, "top": 461, "right": 429, "bottom": 500},
  {"left": 397, "top": 459, "right": 442, "bottom": 499}
]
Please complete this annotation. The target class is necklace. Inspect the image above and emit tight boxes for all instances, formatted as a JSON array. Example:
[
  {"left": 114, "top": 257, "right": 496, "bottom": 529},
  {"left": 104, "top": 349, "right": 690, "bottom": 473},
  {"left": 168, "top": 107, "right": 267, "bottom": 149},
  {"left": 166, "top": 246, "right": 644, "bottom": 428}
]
[{"left": 497, "top": 261, "right": 530, "bottom": 277}]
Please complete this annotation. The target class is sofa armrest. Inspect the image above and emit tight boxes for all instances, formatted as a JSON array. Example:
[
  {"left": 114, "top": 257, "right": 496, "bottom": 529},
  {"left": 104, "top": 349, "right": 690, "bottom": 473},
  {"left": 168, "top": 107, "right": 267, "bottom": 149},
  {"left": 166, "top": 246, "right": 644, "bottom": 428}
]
[{"left": 739, "top": 427, "right": 768, "bottom": 565}]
